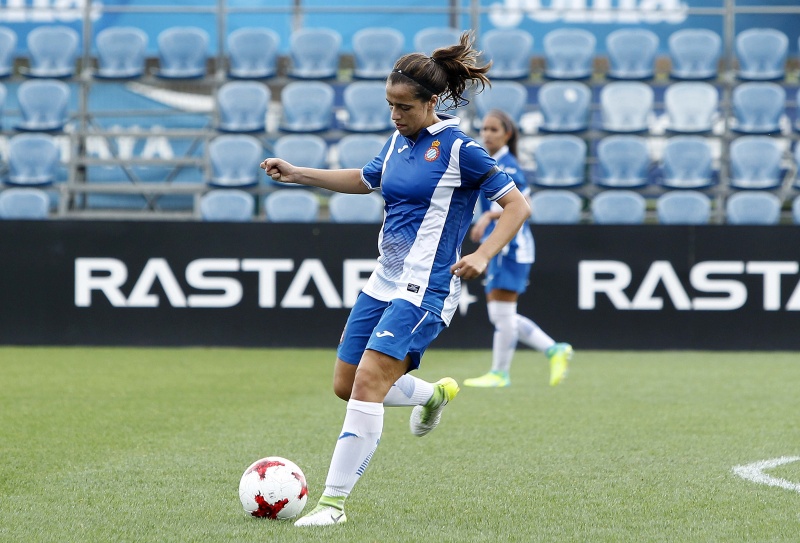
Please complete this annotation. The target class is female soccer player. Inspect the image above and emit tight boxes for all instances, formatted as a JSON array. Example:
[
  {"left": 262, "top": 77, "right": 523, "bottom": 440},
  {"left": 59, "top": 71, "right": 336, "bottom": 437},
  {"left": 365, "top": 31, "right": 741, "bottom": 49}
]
[
  {"left": 463, "top": 110, "right": 573, "bottom": 389},
  {"left": 261, "top": 32, "right": 531, "bottom": 527}
]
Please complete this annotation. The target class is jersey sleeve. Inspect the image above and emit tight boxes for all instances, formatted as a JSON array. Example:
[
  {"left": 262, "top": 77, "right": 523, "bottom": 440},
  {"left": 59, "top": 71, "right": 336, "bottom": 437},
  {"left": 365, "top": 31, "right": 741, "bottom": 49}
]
[
  {"left": 459, "top": 141, "right": 516, "bottom": 202},
  {"left": 360, "top": 136, "right": 395, "bottom": 190}
]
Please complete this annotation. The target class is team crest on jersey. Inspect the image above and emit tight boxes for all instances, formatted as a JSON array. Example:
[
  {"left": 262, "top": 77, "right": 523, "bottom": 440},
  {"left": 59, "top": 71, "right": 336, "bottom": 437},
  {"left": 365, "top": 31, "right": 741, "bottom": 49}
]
[{"left": 424, "top": 140, "right": 441, "bottom": 162}]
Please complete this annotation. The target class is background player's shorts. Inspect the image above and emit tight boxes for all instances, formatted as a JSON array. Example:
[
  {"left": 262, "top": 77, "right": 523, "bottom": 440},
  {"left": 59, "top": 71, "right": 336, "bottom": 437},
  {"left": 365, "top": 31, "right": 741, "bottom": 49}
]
[
  {"left": 337, "top": 293, "right": 446, "bottom": 371},
  {"left": 484, "top": 254, "right": 531, "bottom": 294}
]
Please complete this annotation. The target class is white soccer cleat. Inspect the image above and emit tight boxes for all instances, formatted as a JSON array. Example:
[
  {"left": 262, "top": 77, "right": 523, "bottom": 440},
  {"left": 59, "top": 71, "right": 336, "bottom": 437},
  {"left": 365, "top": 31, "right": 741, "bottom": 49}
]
[
  {"left": 293, "top": 505, "right": 347, "bottom": 527},
  {"left": 410, "top": 377, "right": 459, "bottom": 437}
]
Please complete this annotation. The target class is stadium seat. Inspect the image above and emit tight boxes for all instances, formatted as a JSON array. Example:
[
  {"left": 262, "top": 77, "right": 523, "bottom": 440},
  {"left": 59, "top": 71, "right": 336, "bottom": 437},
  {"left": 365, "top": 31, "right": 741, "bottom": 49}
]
[
  {"left": 15, "top": 79, "right": 70, "bottom": 131},
  {"left": 227, "top": 27, "right": 280, "bottom": 80},
  {"left": 594, "top": 135, "right": 650, "bottom": 189},
  {"left": 795, "top": 88, "right": 800, "bottom": 134},
  {"left": 0, "top": 187, "right": 50, "bottom": 219},
  {"left": 26, "top": 25, "right": 79, "bottom": 78},
  {"left": 529, "top": 189, "right": 583, "bottom": 224},
  {"left": 606, "top": 28, "right": 659, "bottom": 80},
  {"left": 656, "top": 190, "right": 711, "bottom": 225},
  {"left": 668, "top": 29, "right": 721, "bottom": 80},
  {"left": 336, "top": 134, "right": 386, "bottom": 169},
  {"left": 6, "top": 133, "right": 59, "bottom": 186},
  {"left": 328, "top": 192, "right": 384, "bottom": 223},
  {"left": 726, "top": 191, "right": 782, "bottom": 225},
  {"left": 413, "top": 27, "right": 462, "bottom": 55},
  {"left": 264, "top": 188, "right": 320, "bottom": 222},
  {"left": 0, "top": 82, "right": 6, "bottom": 116},
  {"left": 537, "top": 81, "right": 592, "bottom": 133},
  {"left": 473, "top": 81, "right": 528, "bottom": 125},
  {"left": 531, "top": 135, "right": 586, "bottom": 188},
  {"left": 731, "top": 82, "right": 785, "bottom": 135},
  {"left": 591, "top": 190, "right": 647, "bottom": 224},
  {"left": 95, "top": 26, "right": 148, "bottom": 79},
  {"left": 279, "top": 81, "right": 335, "bottom": 133},
  {"left": 659, "top": 136, "right": 715, "bottom": 189},
  {"left": 792, "top": 194, "right": 800, "bottom": 224},
  {"left": 155, "top": 26, "right": 209, "bottom": 79},
  {"left": 288, "top": 27, "right": 342, "bottom": 80},
  {"left": 543, "top": 28, "right": 596, "bottom": 80},
  {"left": 729, "top": 136, "right": 783, "bottom": 190},
  {"left": 208, "top": 135, "right": 263, "bottom": 188},
  {"left": 217, "top": 81, "right": 270, "bottom": 133},
  {"left": 0, "top": 26, "right": 17, "bottom": 77},
  {"left": 343, "top": 81, "right": 393, "bottom": 132},
  {"left": 481, "top": 28, "right": 533, "bottom": 80},
  {"left": 664, "top": 82, "right": 718, "bottom": 134},
  {"left": 600, "top": 82, "right": 653, "bottom": 133},
  {"left": 735, "top": 28, "right": 788, "bottom": 81},
  {"left": 795, "top": 143, "right": 800, "bottom": 188},
  {"left": 199, "top": 189, "right": 254, "bottom": 222},
  {"left": 352, "top": 27, "right": 404, "bottom": 80},
  {"left": 271, "top": 135, "right": 328, "bottom": 187}
]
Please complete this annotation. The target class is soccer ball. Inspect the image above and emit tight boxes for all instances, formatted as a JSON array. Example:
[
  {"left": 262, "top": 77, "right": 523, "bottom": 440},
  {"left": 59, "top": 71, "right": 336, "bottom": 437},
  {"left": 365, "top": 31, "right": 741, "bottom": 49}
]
[{"left": 238, "top": 456, "right": 309, "bottom": 520}]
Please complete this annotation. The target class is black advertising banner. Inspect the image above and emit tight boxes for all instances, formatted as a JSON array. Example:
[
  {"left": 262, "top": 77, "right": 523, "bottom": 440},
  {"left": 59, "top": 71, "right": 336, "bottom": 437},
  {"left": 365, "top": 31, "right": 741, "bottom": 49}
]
[{"left": 1, "top": 220, "right": 798, "bottom": 350}]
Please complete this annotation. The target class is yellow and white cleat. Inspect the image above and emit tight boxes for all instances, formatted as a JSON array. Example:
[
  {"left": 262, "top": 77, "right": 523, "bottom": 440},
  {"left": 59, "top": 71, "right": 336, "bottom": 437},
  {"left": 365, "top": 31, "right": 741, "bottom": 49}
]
[
  {"left": 546, "top": 343, "right": 573, "bottom": 386},
  {"left": 410, "top": 377, "right": 459, "bottom": 437},
  {"left": 463, "top": 371, "right": 510, "bottom": 388}
]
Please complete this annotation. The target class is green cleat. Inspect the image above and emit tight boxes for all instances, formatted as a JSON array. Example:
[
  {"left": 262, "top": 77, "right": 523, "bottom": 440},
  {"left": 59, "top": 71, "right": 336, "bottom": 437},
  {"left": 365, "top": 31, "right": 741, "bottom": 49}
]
[
  {"left": 463, "top": 371, "right": 510, "bottom": 388},
  {"left": 546, "top": 342, "right": 573, "bottom": 386},
  {"left": 409, "top": 377, "right": 459, "bottom": 437},
  {"left": 294, "top": 496, "right": 347, "bottom": 527}
]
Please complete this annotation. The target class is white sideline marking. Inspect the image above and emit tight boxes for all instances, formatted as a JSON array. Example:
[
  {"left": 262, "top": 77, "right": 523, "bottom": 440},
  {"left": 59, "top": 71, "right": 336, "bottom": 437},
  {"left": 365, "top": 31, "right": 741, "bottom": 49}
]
[{"left": 732, "top": 456, "right": 800, "bottom": 493}]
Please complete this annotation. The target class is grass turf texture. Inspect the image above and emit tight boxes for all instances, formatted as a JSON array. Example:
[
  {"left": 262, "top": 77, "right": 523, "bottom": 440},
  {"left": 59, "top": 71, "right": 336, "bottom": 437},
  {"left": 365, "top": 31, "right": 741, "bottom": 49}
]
[{"left": 2, "top": 347, "right": 800, "bottom": 543}]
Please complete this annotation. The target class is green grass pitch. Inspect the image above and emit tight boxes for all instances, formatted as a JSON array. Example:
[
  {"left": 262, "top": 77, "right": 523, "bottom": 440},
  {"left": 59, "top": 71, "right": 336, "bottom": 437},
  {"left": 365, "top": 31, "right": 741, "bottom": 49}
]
[{"left": 2, "top": 347, "right": 800, "bottom": 542}]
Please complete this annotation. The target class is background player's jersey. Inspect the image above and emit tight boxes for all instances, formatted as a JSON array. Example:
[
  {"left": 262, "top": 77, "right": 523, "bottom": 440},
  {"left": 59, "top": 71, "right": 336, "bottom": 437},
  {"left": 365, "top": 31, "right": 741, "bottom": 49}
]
[
  {"left": 475, "top": 146, "right": 535, "bottom": 265},
  {"left": 361, "top": 115, "right": 516, "bottom": 325}
]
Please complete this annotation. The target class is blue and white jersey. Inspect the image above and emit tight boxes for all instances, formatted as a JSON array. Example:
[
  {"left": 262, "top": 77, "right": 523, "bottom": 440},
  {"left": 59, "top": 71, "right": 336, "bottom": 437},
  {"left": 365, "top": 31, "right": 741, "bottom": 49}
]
[
  {"left": 360, "top": 115, "right": 516, "bottom": 325},
  {"left": 475, "top": 146, "right": 535, "bottom": 265}
]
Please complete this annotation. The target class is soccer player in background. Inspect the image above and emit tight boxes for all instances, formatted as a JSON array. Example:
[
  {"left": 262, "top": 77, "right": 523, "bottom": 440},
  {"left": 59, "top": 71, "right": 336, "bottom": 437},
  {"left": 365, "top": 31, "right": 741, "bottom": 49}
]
[
  {"left": 261, "top": 32, "right": 531, "bottom": 526},
  {"left": 463, "top": 109, "right": 573, "bottom": 389}
]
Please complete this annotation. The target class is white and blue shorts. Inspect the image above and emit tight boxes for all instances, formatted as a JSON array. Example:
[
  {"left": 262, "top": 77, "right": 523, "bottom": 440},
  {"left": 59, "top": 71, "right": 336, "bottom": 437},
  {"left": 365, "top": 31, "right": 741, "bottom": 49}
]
[{"left": 484, "top": 254, "right": 531, "bottom": 294}]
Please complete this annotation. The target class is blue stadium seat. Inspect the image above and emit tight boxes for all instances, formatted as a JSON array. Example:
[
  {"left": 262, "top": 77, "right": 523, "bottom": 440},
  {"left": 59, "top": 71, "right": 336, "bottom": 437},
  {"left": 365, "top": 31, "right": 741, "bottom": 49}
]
[
  {"left": 0, "top": 26, "right": 17, "bottom": 78},
  {"left": 531, "top": 135, "right": 586, "bottom": 188},
  {"left": 15, "top": 79, "right": 70, "bottom": 131},
  {"left": 352, "top": 27, "right": 404, "bottom": 80},
  {"left": 659, "top": 136, "right": 715, "bottom": 189},
  {"left": 668, "top": 29, "right": 721, "bottom": 80},
  {"left": 594, "top": 135, "right": 650, "bottom": 189},
  {"left": 264, "top": 188, "right": 320, "bottom": 222},
  {"left": 473, "top": 81, "right": 528, "bottom": 125},
  {"left": 591, "top": 190, "right": 647, "bottom": 224},
  {"left": 606, "top": 28, "right": 659, "bottom": 80},
  {"left": 199, "top": 189, "right": 254, "bottom": 222},
  {"left": 336, "top": 134, "right": 386, "bottom": 169},
  {"left": 288, "top": 27, "right": 342, "bottom": 80},
  {"left": 328, "top": 192, "right": 384, "bottom": 223},
  {"left": 792, "top": 194, "right": 800, "bottom": 224},
  {"left": 0, "top": 82, "right": 6, "bottom": 119},
  {"left": 155, "top": 26, "right": 209, "bottom": 79},
  {"left": 726, "top": 191, "right": 782, "bottom": 225},
  {"left": 208, "top": 135, "right": 263, "bottom": 188},
  {"left": 95, "top": 26, "right": 148, "bottom": 79},
  {"left": 600, "top": 82, "right": 653, "bottom": 133},
  {"left": 413, "top": 27, "right": 461, "bottom": 55},
  {"left": 0, "top": 187, "right": 49, "bottom": 219},
  {"left": 271, "top": 135, "right": 328, "bottom": 187},
  {"left": 6, "top": 133, "right": 59, "bottom": 186},
  {"left": 537, "top": 81, "right": 591, "bottom": 133},
  {"left": 217, "top": 81, "right": 270, "bottom": 133},
  {"left": 26, "top": 25, "right": 79, "bottom": 78},
  {"left": 543, "top": 28, "right": 596, "bottom": 80},
  {"left": 482, "top": 28, "right": 533, "bottom": 80},
  {"left": 529, "top": 190, "right": 583, "bottom": 224},
  {"left": 796, "top": 142, "right": 800, "bottom": 188},
  {"left": 343, "top": 81, "right": 393, "bottom": 132},
  {"left": 731, "top": 82, "right": 785, "bottom": 135},
  {"left": 656, "top": 191, "right": 711, "bottom": 225},
  {"left": 664, "top": 82, "right": 718, "bottom": 134},
  {"left": 227, "top": 27, "right": 280, "bottom": 80},
  {"left": 279, "top": 80, "right": 335, "bottom": 133},
  {"left": 729, "top": 136, "right": 783, "bottom": 190},
  {"left": 735, "top": 28, "right": 788, "bottom": 81}
]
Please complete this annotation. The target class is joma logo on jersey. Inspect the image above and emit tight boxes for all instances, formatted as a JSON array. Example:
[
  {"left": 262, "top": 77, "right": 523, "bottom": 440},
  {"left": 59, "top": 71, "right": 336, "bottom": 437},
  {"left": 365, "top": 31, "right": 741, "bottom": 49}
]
[
  {"left": 424, "top": 140, "right": 441, "bottom": 162},
  {"left": 579, "top": 260, "right": 800, "bottom": 311}
]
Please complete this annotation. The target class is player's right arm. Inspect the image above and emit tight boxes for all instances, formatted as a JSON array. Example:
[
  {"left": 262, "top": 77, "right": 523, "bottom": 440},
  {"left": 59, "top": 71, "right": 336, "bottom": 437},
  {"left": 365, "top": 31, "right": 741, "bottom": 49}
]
[{"left": 261, "top": 157, "right": 370, "bottom": 194}]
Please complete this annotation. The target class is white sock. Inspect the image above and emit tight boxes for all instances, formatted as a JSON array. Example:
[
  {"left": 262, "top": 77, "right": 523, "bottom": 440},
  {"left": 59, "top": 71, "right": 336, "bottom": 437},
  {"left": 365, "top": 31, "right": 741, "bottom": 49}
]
[
  {"left": 383, "top": 374, "right": 434, "bottom": 407},
  {"left": 487, "top": 301, "right": 519, "bottom": 374},
  {"left": 516, "top": 314, "right": 556, "bottom": 352},
  {"left": 323, "top": 399, "right": 383, "bottom": 498}
]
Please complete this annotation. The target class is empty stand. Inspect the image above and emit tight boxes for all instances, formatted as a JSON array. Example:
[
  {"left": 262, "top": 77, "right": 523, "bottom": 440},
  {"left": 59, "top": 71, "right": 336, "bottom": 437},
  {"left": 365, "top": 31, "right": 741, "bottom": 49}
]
[
  {"left": 591, "top": 190, "right": 647, "bottom": 224},
  {"left": 606, "top": 28, "right": 659, "bottom": 80},
  {"left": 264, "top": 189, "right": 320, "bottom": 222},
  {"left": 279, "top": 81, "right": 335, "bottom": 133},
  {"left": 288, "top": 27, "right": 342, "bottom": 80},
  {"left": 726, "top": 191, "right": 782, "bottom": 224},
  {"left": 343, "top": 81, "right": 393, "bottom": 132},
  {"left": 543, "top": 28, "right": 596, "bottom": 80},
  {"left": 481, "top": 28, "right": 533, "bottom": 80},
  {"left": 413, "top": 27, "right": 462, "bottom": 55},
  {"left": 729, "top": 136, "right": 784, "bottom": 190},
  {"left": 328, "top": 192, "right": 384, "bottom": 223},
  {"left": 271, "top": 135, "right": 328, "bottom": 186},
  {"left": 735, "top": 28, "right": 788, "bottom": 81},
  {"left": 199, "top": 189, "right": 254, "bottom": 222},
  {"left": 0, "top": 26, "right": 17, "bottom": 77},
  {"left": 659, "top": 136, "right": 716, "bottom": 189},
  {"left": 95, "top": 26, "right": 148, "bottom": 79},
  {"left": 531, "top": 135, "right": 586, "bottom": 188},
  {"left": 664, "top": 82, "right": 718, "bottom": 134},
  {"left": 529, "top": 190, "right": 583, "bottom": 224},
  {"left": 668, "top": 29, "right": 721, "bottom": 80},
  {"left": 217, "top": 81, "right": 270, "bottom": 133},
  {"left": 26, "top": 25, "right": 79, "bottom": 78},
  {"left": 656, "top": 191, "right": 711, "bottom": 224},
  {"left": 336, "top": 134, "right": 386, "bottom": 169},
  {"left": 227, "top": 27, "right": 280, "bottom": 80},
  {"left": 352, "top": 27, "right": 404, "bottom": 80},
  {"left": 0, "top": 187, "right": 50, "bottom": 219},
  {"left": 155, "top": 26, "right": 209, "bottom": 79},
  {"left": 600, "top": 82, "right": 653, "bottom": 133},
  {"left": 473, "top": 81, "right": 528, "bottom": 125},
  {"left": 537, "top": 81, "right": 592, "bottom": 133},
  {"left": 6, "top": 133, "right": 60, "bottom": 186},
  {"left": 208, "top": 135, "right": 263, "bottom": 188},
  {"left": 594, "top": 135, "right": 651, "bottom": 189},
  {"left": 731, "top": 82, "right": 785, "bottom": 135},
  {"left": 15, "top": 79, "right": 70, "bottom": 131}
]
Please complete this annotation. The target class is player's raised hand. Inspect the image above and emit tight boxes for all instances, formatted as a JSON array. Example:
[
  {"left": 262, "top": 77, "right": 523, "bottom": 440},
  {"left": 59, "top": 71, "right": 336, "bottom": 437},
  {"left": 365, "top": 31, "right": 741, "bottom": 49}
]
[{"left": 261, "top": 157, "right": 296, "bottom": 184}]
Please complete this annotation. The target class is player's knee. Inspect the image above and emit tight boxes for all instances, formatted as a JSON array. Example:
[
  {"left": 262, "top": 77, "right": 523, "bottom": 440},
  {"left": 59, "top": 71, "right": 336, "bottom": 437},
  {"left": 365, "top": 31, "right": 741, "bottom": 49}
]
[{"left": 333, "top": 384, "right": 351, "bottom": 401}]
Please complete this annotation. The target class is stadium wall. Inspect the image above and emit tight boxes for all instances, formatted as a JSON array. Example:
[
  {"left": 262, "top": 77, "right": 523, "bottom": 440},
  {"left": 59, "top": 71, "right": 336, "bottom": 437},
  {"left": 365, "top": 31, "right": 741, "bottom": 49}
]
[{"left": 2, "top": 221, "right": 798, "bottom": 350}]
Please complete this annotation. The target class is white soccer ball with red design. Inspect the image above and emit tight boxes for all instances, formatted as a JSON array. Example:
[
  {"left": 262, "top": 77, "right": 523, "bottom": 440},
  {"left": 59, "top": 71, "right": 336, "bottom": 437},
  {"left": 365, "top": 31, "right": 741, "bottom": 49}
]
[{"left": 238, "top": 456, "right": 309, "bottom": 519}]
